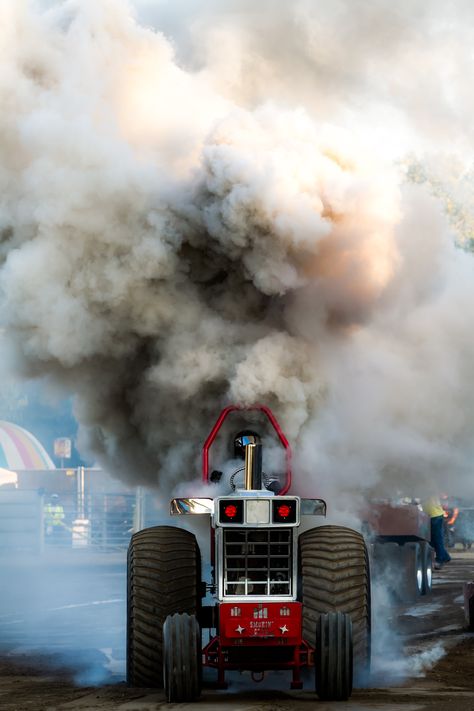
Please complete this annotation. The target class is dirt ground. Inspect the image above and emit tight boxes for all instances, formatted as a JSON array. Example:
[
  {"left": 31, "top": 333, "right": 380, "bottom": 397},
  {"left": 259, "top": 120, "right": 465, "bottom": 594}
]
[{"left": 0, "top": 550, "right": 474, "bottom": 711}]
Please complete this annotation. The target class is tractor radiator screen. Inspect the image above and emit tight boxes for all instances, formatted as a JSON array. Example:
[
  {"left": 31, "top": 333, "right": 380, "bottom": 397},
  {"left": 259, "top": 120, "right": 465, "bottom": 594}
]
[{"left": 223, "top": 528, "right": 292, "bottom": 597}]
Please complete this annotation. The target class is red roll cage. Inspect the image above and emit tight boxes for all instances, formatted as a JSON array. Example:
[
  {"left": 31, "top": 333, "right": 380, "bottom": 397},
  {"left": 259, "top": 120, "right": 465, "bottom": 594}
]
[{"left": 202, "top": 404, "right": 292, "bottom": 495}]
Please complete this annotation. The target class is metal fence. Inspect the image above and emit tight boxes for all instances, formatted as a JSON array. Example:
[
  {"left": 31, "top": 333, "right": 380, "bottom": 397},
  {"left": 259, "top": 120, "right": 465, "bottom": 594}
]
[
  {"left": 41, "top": 490, "right": 138, "bottom": 550},
  {"left": 0, "top": 490, "right": 44, "bottom": 553},
  {"left": 0, "top": 486, "right": 152, "bottom": 553},
  {"left": 0, "top": 466, "right": 193, "bottom": 553}
]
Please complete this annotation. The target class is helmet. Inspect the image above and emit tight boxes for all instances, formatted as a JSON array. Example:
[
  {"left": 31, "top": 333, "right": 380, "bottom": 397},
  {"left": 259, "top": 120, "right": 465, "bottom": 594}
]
[
  {"left": 51, "top": 493, "right": 59, "bottom": 501},
  {"left": 233, "top": 430, "right": 261, "bottom": 460}
]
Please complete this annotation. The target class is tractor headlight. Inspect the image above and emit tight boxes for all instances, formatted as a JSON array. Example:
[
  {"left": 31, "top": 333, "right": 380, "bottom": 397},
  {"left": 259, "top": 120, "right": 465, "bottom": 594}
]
[{"left": 246, "top": 499, "right": 270, "bottom": 524}]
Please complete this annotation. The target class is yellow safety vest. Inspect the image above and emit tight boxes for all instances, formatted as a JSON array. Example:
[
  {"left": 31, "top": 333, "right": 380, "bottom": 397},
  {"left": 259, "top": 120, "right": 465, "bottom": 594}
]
[{"left": 44, "top": 504, "right": 65, "bottom": 527}]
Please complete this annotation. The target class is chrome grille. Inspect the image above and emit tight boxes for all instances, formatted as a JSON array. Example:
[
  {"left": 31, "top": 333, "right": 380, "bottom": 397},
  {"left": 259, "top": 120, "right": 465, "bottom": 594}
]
[{"left": 223, "top": 528, "right": 292, "bottom": 596}]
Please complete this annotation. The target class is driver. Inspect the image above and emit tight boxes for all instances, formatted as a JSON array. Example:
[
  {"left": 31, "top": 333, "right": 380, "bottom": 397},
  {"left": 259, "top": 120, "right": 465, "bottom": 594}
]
[
  {"left": 233, "top": 430, "right": 282, "bottom": 494},
  {"left": 233, "top": 430, "right": 261, "bottom": 458}
]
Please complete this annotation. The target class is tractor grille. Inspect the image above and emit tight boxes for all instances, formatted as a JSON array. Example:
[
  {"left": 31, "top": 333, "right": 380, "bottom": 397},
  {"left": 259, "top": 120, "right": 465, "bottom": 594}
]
[{"left": 223, "top": 528, "right": 292, "bottom": 597}]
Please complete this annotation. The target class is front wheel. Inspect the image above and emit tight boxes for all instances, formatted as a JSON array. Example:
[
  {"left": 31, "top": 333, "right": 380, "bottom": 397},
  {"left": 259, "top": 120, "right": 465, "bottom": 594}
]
[
  {"left": 315, "top": 611, "right": 353, "bottom": 701},
  {"left": 163, "top": 613, "right": 201, "bottom": 702}
]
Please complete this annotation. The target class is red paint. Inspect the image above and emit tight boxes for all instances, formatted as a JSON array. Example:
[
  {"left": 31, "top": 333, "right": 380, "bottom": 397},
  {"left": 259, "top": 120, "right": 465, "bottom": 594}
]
[
  {"left": 219, "top": 602, "right": 302, "bottom": 645},
  {"left": 202, "top": 604, "right": 312, "bottom": 688}
]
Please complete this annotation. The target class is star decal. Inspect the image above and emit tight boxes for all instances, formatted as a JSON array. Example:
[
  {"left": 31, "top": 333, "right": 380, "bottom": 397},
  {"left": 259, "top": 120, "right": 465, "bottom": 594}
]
[
  {"left": 235, "top": 625, "right": 245, "bottom": 634},
  {"left": 279, "top": 624, "right": 289, "bottom": 634}
]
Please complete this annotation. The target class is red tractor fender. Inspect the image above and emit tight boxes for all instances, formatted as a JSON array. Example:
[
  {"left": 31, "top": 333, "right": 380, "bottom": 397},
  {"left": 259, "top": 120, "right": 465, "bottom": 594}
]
[{"left": 202, "top": 404, "right": 292, "bottom": 495}]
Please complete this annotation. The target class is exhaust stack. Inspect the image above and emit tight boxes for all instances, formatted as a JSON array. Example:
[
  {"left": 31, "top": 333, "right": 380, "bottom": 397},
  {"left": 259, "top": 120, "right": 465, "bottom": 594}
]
[{"left": 244, "top": 442, "right": 263, "bottom": 490}]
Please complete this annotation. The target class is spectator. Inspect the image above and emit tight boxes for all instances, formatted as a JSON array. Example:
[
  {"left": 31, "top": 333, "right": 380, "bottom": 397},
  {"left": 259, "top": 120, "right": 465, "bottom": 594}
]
[
  {"left": 44, "top": 493, "right": 66, "bottom": 544},
  {"left": 423, "top": 494, "right": 452, "bottom": 569}
]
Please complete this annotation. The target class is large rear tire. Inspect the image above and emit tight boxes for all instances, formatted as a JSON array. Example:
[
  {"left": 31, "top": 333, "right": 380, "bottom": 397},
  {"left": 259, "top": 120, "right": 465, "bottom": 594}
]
[
  {"left": 127, "top": 525, "right": 200, "bottom": 687},
  {"left": 163, "top": 612, "right": 201, "bottom": 702},
  {"left": 315, "top": 611, "right": 353, "bottom": 700},
  {"left": 299, "top": 525, "right": 370, "bottom": 683}
]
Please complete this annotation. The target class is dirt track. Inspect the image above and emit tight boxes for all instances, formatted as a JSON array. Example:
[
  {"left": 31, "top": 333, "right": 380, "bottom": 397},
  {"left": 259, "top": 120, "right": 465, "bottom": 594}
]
[{"left": 0, "top": 550, "right": 473, "bottom": 710}]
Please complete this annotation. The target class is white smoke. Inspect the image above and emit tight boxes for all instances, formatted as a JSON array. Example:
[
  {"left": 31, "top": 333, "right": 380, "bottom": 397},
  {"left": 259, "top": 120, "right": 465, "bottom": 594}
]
[{"left": 1, "top": 0, "right": 474, "bottom": 505}]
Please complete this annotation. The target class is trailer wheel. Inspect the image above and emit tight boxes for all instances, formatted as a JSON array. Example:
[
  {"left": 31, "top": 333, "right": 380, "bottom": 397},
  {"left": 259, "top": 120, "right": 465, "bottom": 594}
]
[
  {"left": 421, "top": 542, "right": 433, "bottom": 595},
  {"left": 371, "top": 541, "right": 400, "bottom": 587},
  {"left": 163, "top": 612, "right": 201, "bottom": 702},
  {"left": 127, "top": 526, "right": 200, "bottom": 687},
  {"left": 399, "top": 542, "right": 423, "bottom": 601},
  {"left": 299, "top": 526, "right": 370, "bottom": 683},
  {"left": 315, "top": 611, "right": 353, "bottom": 700}
]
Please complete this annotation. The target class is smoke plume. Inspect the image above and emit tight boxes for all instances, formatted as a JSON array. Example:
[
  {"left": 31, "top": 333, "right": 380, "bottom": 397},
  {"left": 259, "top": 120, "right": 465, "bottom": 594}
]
[{"left": 1, "top": 0, "right": 474, "bottom": 502}]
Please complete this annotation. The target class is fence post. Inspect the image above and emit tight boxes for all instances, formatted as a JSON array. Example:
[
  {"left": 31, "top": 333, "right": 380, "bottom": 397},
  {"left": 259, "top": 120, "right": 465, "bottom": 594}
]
[
  {"left": 38, "top": 492, "right": 45, "bottom": 555},
  {"left": 72, "top": 466, "right": 91, "bottom": 547}
]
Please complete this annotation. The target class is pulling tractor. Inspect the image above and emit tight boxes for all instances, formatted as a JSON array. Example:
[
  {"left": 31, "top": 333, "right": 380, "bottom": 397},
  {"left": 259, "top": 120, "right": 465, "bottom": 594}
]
[{"left": 127, "top": 405, "right": 371, "bottom": 701}]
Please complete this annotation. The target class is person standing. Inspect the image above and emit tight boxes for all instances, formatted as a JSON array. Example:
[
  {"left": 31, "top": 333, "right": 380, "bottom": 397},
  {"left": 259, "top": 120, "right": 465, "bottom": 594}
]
[
  {"left": 423, "top": 494, "right": 452, "bottom": 569},
  {"left": 44, "top": 493, "right": 66, "bottom": 544}
]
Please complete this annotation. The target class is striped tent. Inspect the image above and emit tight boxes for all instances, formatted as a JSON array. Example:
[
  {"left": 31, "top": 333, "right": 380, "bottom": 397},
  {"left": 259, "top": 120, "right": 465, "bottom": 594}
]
[{"left": 0, "top": 421, "right": 56, "bottom": 470}]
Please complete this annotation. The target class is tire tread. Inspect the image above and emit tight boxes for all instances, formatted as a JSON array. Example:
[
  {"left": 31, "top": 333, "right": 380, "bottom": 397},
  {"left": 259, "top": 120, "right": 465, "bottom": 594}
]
[
  {"left": 127, "top": 526, "right": 199, "bottom": 687},
  {"left": 299, "top": 525, "right": 370, "bottom": 678}
]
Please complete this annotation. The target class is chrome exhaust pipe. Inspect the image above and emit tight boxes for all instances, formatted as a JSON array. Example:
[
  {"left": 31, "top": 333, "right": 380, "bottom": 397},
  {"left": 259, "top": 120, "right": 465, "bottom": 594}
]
[{"left": 244, "top": 442, "right": 263, "bottom": 490}]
